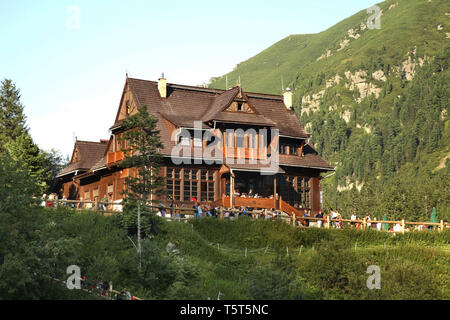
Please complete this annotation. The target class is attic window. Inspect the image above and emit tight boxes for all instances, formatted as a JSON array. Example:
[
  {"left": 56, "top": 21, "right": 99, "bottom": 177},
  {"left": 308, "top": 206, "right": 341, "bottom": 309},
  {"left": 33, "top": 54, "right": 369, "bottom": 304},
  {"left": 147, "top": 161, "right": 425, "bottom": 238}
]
[
  {"left": 72, "top": 149, "right": 80, "bottom": 162},
  {"left": 126, "top": 100, "right": 131, "bottom": 115},
  {"left": 237, "top": 103, "right": 243, "bottom": 111}
]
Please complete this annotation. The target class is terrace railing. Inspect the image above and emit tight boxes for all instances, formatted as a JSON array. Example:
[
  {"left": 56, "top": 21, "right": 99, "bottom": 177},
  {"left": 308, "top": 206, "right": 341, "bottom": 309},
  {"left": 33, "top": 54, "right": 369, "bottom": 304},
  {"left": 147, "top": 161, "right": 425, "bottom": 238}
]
[{"left": 46, "top": 199, "right": 449, "bottom": 233}]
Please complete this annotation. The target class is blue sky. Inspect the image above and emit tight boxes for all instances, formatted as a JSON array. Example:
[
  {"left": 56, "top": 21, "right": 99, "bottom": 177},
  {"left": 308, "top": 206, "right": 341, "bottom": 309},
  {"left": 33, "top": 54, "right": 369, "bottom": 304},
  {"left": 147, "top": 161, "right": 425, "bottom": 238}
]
[{"left": 0, "top": 0, "right": 378, "bottom": 157}]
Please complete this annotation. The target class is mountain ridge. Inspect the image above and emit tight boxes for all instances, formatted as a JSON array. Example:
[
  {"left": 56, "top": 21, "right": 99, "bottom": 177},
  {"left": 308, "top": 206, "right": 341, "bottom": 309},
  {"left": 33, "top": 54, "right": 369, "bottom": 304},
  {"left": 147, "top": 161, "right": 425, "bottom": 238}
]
[{"left": 208, "top": 0, "right": 450, "bottom": 221}]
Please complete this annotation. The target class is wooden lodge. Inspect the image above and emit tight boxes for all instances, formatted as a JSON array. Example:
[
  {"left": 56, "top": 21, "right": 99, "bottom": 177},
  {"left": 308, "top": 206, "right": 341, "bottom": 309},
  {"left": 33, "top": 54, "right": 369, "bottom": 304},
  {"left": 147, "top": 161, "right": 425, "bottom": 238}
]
[{"left": 57, "top": 76, "right": 334, "bottom": 217}]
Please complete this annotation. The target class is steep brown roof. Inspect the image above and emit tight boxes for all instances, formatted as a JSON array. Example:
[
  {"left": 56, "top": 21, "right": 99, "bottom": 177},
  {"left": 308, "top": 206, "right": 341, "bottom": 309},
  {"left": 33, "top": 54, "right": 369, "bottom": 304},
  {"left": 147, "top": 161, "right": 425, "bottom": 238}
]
[
  {"left": 279, "top": 144, "right": 334, "bottom": 170},
  {"left": 201, "top": 86, "right": 240, "bottom": 121},
  {"left": 57, "top": 140, "right": 108, "bottom": 177},
  {"left": 116, "top": 78, "right": 309, "bottom": 139},
  {"left": 74, "top": 77, "right": 331, "bottom": 173}
]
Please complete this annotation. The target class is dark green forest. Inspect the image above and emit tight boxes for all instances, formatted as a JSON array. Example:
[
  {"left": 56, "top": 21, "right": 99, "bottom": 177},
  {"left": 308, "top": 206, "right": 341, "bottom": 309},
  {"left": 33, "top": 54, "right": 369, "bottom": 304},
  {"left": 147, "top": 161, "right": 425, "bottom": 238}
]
[{"left": 209, "top": 0, "right": 450, "bottom": 222}]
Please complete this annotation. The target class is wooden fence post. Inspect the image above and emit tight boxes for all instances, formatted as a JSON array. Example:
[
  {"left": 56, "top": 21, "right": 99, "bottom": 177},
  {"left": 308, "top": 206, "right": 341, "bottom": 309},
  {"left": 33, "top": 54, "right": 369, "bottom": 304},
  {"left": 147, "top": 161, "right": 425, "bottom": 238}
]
[
  {"left": 401, "top": 219, "right": 405, "bottom": 234},
  {"left": 362, "top": 218, "right": 366, "bottom": 230},
  {"left": 439, "top": 220, "right": 444, "bottom": 233},
  {"left": 219, "top": 206, "right": 224, "bottom": 219},
  {"left": 326, "top": 216, "right": 330, "bottom": 229}
]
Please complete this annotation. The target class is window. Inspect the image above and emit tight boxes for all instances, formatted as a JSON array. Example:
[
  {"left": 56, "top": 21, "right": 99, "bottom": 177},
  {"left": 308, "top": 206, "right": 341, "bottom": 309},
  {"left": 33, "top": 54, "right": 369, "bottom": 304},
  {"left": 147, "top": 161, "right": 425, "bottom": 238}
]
[
  {"left": 184, "top": 169, "right": 199, "bottom": 202},
  {"left": 93, "top": 188, "right": 99, "bottom": 201},
  {"left": 296, "top": 177, "right": 310, "bottom": 208},
  {"left": 237, "top": 103, "right": 243, "bottom": 111},
  {"left": 200, "top": 170, "right": 214, "bottom": 201},
  {"left": 166, "top": 168, "right": 181, "bottom": 201},
  {"left": 304, "top": 178, "right": 310, "bottom": 208},
  {"left": 280, "top": 144, "right": 287, "bottom": 154},
  {"left": 290, "top": 144, "right": 298, "bottom": 155},
  {"left": 296, "top": 178, "right": 303, "bottom": 205},
  {"left": 226, "top": 131, "right": 234, "bottom": 147},
  {"left": 236, "top": 132, "right": 244, "bottom": 148},
  {"left": 126, "top": 100, "right": 131, "bottom": 115},
  {"left": 107, "top": 184, "right": 114, "bottom": 195},
  {"left": 166, "top": 168, "right": 215, "bottom": 202}
]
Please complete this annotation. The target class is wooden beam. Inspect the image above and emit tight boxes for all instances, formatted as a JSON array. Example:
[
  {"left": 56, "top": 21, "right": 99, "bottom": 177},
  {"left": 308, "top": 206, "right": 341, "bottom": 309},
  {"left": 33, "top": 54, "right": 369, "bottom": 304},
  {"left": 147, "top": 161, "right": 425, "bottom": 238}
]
[{"left": 273, "top": 175, "right": 277, "bottom": 209}]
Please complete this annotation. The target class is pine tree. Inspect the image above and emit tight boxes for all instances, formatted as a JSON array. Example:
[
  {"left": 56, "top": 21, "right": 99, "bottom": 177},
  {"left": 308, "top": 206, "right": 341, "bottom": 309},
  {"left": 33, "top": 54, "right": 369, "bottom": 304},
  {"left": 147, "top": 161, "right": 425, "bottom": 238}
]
[
  {"left": 119, "top": 106, "right": 165, "bottom": 206},
  {"left": 118, "top": 106, "right": 165, "bottom": 271},
  {"left": 5, "top": 133, "right": 48, "bottom": 192},
  {"left": 0, "top": 79, "right": 27, "bottom": 152}
]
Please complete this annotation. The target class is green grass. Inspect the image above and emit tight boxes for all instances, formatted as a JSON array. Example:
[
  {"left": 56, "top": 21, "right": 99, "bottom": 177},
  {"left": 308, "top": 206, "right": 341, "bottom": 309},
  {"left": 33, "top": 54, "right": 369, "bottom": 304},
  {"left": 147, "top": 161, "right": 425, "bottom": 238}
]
[
  {"left": 3, "top": 207, "right": 448, "bottom": 300},
  {"left": 158, "top": 217, "right": 449, "bottom": 299},
  {"left": 209, "top": 0, "right": 448, "bottom": 95}
]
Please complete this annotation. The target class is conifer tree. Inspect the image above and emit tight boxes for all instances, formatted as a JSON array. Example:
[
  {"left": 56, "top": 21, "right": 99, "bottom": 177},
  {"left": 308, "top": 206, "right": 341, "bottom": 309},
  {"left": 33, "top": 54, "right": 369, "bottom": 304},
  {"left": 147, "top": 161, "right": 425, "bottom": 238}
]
[
  {"left": 118, "top": 106, "right": 165, "bottom": 271},
  {"left": 0, "top": 79, "right": 28, "bottom": 151}
]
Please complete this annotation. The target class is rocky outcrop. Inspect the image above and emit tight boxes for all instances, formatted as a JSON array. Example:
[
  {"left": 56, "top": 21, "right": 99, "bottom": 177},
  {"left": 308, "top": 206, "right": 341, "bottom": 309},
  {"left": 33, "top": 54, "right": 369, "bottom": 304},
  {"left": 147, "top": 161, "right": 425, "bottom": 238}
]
[
  {"left": 389, "top": 2, "right": 398, "bottom": 10},
  {"left": 337, "top": 38, "right": 350, "bottom": 51},
  {"left": 317, "top": 49, "right": 332, "bottom": 61},
  {"left": 337, "top": 177, "right": 364, "bottom": 192},
  {"left": 341, "top": 109, "right": 351, "bottom": 123},
  {"left": 372, "top": 70, "right": 386, "bottom": 82},
  {"left": 326, "top": 74, "right": 342, "bottom": 88},
  {"left": 344, "top": 70, "right": 381, "bottom": 102},
  {"left": 301, "top": 90, "right": 325, "bottom": 115},
  {"left": 356, "top": 124, "right": 372, "bottom": 134}
]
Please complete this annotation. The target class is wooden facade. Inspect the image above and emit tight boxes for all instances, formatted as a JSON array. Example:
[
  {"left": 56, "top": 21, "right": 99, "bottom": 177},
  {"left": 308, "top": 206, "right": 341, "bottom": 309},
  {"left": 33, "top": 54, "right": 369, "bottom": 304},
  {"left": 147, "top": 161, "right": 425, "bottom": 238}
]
[{"left": 57, "top": 77, "right": 333, "bottom": 217}]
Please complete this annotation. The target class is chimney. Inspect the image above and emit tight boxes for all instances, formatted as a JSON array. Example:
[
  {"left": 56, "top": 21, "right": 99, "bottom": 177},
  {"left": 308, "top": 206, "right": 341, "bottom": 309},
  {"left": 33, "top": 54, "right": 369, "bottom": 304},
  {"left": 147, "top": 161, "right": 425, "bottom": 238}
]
[
  {"left": 158, "top": 73, "right": 167, "bottom": 98},
  {"left": 283, "top": 88, "right": 293, "bottom": 110}
]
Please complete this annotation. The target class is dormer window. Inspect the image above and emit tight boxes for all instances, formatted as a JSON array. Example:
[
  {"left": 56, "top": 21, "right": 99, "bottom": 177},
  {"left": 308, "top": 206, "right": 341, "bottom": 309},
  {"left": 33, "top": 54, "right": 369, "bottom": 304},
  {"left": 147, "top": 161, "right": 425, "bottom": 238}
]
[{"left": 237, "top": 102, "right": 243, "bottom": 111}]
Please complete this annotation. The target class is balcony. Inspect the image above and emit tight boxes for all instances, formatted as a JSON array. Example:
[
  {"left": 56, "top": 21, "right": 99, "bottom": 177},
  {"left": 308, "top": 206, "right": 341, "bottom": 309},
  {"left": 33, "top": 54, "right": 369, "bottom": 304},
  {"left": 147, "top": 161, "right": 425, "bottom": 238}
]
[
  {"left": 223, "top": 146, "right": 267, "bottom": 160},
  {"left": 107, "top": 151, "right": 124, "bottom": 165}
]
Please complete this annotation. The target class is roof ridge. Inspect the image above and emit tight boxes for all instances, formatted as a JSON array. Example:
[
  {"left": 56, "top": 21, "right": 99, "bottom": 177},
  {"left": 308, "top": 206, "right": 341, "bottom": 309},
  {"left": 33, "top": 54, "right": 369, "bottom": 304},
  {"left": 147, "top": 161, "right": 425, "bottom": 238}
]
[
  {"left": 76, "top": 140, "right": 106, "bottom": 144},
  {"left": 127, "top": 77, "right": 285, "bottom": 98}
]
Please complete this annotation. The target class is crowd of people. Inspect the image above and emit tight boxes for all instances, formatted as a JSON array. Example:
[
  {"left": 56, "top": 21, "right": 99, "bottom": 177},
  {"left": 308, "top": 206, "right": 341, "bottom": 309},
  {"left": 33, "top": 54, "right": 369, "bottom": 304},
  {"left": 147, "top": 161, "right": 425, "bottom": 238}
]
[
  {"left": 155, "top": 201, "right": 288, "bottom": 221},
  {"left": 300, "top": 209, "right": 388, "bottom": 230},
  {"left": 79, "top": 276, "right": 135, "bottom": 300},
  {"left": 40, "top": 193, "right": 118, "bottom": 211}
]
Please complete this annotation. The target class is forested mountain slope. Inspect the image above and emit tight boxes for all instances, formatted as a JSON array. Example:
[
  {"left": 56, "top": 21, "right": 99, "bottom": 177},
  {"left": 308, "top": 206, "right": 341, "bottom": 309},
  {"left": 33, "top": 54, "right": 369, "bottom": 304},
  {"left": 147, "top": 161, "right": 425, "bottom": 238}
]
[{"left": 209, "top": 0, "right": 450, "bottom": 221}]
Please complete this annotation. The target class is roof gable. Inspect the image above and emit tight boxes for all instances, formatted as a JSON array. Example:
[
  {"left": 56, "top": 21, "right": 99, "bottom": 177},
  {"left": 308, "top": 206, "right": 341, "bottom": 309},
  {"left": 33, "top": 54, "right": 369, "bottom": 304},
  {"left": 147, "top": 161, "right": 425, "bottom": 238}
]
[{"left": 57, "top": 140, "right": 108, "bottom": 177}]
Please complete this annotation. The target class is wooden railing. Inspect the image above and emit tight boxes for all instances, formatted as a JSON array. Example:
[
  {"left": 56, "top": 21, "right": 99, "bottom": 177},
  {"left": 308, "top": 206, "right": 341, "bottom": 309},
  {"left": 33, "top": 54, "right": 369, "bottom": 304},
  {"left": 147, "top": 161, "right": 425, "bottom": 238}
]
[
  {"left": 298, "top": 216, "right": 448, "bottom": 233},
  {"left": 223, "top": 196, "right": 308, "bottom": 225},
  {"left": 223, "top": 196, "right": 276, "bottom": 209},
  {"left": 279, "top": 200, "right": 306, "bottom": 225},
  {"left": 45, "top": 199, "right": 449, "bottom": 233}
]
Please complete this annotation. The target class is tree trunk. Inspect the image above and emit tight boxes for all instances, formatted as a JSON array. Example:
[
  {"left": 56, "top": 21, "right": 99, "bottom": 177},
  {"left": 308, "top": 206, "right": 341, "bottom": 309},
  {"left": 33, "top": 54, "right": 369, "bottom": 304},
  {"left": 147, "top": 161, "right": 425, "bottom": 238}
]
[{"left": 137, "top": 201, "right": 142, "bottom": 272}]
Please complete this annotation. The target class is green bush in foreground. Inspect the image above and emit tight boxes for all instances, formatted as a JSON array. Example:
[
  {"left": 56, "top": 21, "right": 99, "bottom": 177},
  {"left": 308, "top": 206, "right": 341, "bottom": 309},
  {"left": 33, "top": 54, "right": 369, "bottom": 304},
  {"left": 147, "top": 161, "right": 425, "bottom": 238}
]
[{"left": 0, "top": 209, "right": 448, "bottom": 300}]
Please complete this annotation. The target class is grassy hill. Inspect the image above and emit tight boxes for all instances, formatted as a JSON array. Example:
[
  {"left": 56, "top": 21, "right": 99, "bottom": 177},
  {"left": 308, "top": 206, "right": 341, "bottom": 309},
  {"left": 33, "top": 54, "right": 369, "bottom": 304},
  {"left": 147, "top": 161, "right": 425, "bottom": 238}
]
[
  {"left": 209, "top": 0, "right": 447, "bottom": 95},
  {"left": 209, "top": 0, "right": 450, "bottom": 221},
  {"left": 1, "top": 207, "right": 449, "bottom": 300}
]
